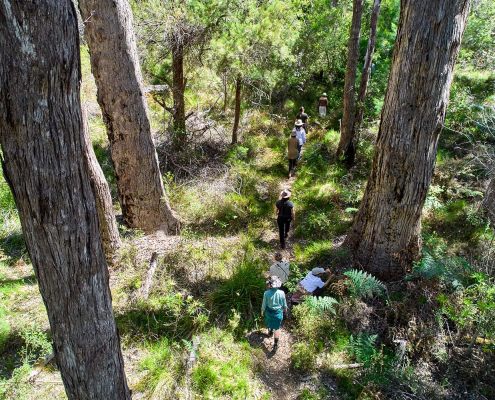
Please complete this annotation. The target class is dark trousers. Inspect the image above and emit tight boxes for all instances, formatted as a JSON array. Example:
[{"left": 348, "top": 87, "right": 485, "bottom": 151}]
[
  {"left": 296, "top": 145, "right": 302, "bottom": 160},
  {"left": 289, "top": 158, "right": 296, "bottom": 173},
  {"left": 277, "top": 216, "right": 291, "bottom": 246}
]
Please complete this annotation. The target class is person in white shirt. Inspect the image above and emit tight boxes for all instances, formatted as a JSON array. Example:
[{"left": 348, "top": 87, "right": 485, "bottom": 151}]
[
  {"left": 291, "top": 267, "right": 333, "bottom": 304},
  {"left": 292, "top": 119, "right": 306, "bottom": 162},
  {"left": 269, "top": 252, "right": 290, "bottom": 293}
]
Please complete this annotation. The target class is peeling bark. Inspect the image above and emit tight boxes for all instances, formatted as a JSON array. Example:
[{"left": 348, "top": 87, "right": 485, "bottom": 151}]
[
  {"left": 78, "top": 0, "right": 180, "bottom": 233},
  {"left": 344, "top": 0, "right": 471, "bottom": 279},
  {"left": 0, "top": 1, "right": 131, "bottom": 398}
]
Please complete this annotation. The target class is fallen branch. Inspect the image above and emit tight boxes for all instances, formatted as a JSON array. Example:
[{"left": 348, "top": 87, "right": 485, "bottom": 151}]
[
  {"left": 141, "top": 252, "right": 159, "bottom": 301},
  {"left": 329, "top": 362, "right": 362, "bottom": 369}
]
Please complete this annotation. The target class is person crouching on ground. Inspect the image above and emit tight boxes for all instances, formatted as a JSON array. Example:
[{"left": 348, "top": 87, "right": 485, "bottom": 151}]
[
  {"left": 269, "top": 252, "right": 290, "bottom": 294},
  {"left": 287, "top": 130, "right": 299, "bottom": 178},
  {"left": 261, "top": 276, "right": 287, "bottom": 352},
  {"left": 275, "top": 190, "right": 295, "bottom": 249},
  {"left": 291, "top": 267, "right": 333, "bottom": 304}
]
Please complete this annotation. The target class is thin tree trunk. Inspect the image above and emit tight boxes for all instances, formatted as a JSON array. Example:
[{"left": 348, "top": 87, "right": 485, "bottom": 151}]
[
  {"left": 0, "top": 1, "right": 131, "bottom": 398},
  {"left": 337, "top": 0, "right": 365, "bottom": 167},
  {"left": 482, "top": 179, "right": 495, "bottom": 225},
  {"left": 78, "top": 0, "right": 180, "bottom": 233},
  {"left": 353, "top": 0, "right": 381, "bottom": 144},
  {"left": 344, "top": 0, "right": 471, "bottom": 280},
  {"left": 223, "top": 72, "right": 228, "bottom": 113},
  {"left": 232, "top": 74, "right": 242, "bottom": 145},
  {"left": 81, "top": 105, "right": 121, "bottom": 265},
  {"left": 172, "top": 41, "right": 187, "bottom": 141}
]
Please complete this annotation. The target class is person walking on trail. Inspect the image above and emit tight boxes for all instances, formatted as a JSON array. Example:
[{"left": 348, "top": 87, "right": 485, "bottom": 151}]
[
  {"left": 291, "top": 267, "right": 333, "bottom": 304},
  {"left": 287, "top": 131, "right": 299, "bottom": 178},
  {"left": 275, "top": 190, "right": 295, "bottom": 249},
  {"left": 295, "top": 106, "right": 309, "bottom": 134},
  {"left": 269, "top": 252, "right": 290, "bottom": 294},
  {"left": 318, "top": 93, "right": 328, "bottom": 117},
  {"left": 292, "top": 119, "right": 306, "bottom": 162},
  {"left": 261, "top": 276, "right": 287, "bottom": 353}
]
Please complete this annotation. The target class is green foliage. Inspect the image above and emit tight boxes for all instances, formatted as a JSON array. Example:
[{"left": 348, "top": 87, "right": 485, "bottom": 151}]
[
  {"left": 137, "top": 338, "right": 181, "bottom": 394},
  {"left": 349, "top": 332, "right": 378, "bottom": 368},
  {"left": 303, "top": 296, "right": 338, "bottom": 316},
  {"left": 191, "top": 329, "right": 261, "bottom": 399},
  {"left": 438, "top": 273, "right": 495, "bottom": 342},
  {"left": 343, "top": 269, "right": 385, "bottom": 299},
  {"left": 411, "top": 247, "right": 472, "bottom": 288},
  {"left": 211, "top": 257, "right": 265, "bottom": 323},
  {"left": 0, "top": 308, "right": 9, "bottom": 350},
  {"left": 291, "top": 342, "right": 317, "bottom": 372},
  {"left": 18, "top": 325, "right": 52, "bottom": 364}
]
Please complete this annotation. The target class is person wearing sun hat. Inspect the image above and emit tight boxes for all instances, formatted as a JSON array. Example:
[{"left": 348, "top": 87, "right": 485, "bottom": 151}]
[
  {"left": 275, "top": 189, "right": 295, "bottom": 249},
  {"left": 287, "top": 130, "right": 299, "bottom": 178},
  {"left": 292, "top": 119, "right": 306, "bottom": 162},
  {"left": 318, "top": 93, "right": 328, "bottom": 117},
  {"left": 261, "top": 276, "right": 287, "bottom": 352},
  {"left": 291, "top": 267, "right": 334, "bottom": 304}
]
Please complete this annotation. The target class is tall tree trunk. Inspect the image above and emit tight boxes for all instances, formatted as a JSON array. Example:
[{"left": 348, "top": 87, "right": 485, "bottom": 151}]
[
  {"left": 344, "top": 0, "right": 471, "bottom": 280},
  {"left": 337, "top": 0, "right": 365, "bottom": 167},
  {"left": 232, "top": 74, "right": 242, "bottom": 145},
  {"left": 82, "top": 106, "right": 121, "bottom": 265},
  {"left": 172, "top": 41, "right": 187, "bottom": 142},
  {"left": 482, "top": 179, "right": 495, "bottom": 226},
  {"left": 78, "top": 0, "right": 180, "bottom": 233},
  {"left": 353, "top": 0, "right": 381, "bottom": 144},
  {"left": 0, "top": 1, "right": 131, "bottom": 399}
]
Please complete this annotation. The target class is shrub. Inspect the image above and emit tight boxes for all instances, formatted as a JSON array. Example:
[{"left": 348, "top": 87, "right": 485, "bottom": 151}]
[
  {"left": 291, "top": 342, "right": 317, "bottom": 371},
  {"left": 212, "top": 257, "right": 265, "bottom": 323}
]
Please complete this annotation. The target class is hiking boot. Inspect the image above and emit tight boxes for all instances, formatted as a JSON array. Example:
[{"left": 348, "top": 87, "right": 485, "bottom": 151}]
[
  {"left": 273, "top": 344, "right": 278, "bottom": 352},
  {"left": 284, "top": 233, "right": 288, "bottom": 239},
  {"left": 281, "top": 243, "right": 285, "bottom": 249},
  {"left": 268, "top": 329, "right": 273, "bottom": 336}
]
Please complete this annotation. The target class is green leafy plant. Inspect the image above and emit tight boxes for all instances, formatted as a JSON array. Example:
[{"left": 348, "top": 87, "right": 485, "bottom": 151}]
[
  {"left": 349, "top": 331, "right": 379, "bottom": 369},
  {"left": 343, "top": 269, "right": 385, "bottom": 299},
  {"left": 291, "top": 342, "right": 317, "bottom": 371},
  {"left": 212, "top": 257, "right": 265, "bottom": 322},
  {"left": 303, "top": 296, "right": 338, "bottom": 315}
]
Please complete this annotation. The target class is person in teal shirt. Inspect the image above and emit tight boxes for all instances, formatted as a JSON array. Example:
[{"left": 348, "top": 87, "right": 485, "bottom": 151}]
[{"left": 261, "top": 276, "right": 287, "bottom": 352}]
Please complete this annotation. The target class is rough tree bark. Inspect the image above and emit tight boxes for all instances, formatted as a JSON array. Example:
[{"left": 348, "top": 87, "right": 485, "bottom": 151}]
[
  {"left": 482, "top": 179, "right": 495, "bottom": 225},
  {"left": 344, "top": 0, "right": 471, "bottom": 280},
  {"left": 82, "top": 105, "right": 121, "bottom": 265},
  {"left": 353, "top": 0, "right": 382, "bottom": 146},
  {"left": 0, "top": 1, "right": 131, "bottom": 399},
  {"left": 172, "top": 42, "right": 187, "bottom": 141},
  {"left": 337, "top": 0, "right": 365, "bottom": 166},
  {"left": 232, "top": 74, "right": 242, "bottom": 145},
  {"left": 78, "top": 0, "right": 180, "bottom": 233}
]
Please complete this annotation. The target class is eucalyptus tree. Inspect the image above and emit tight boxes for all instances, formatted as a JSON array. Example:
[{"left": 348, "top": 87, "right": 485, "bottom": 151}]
[
  {"left": 78, "top": 0, "right": 180, "bottom": 233},
  {"left": 344, "top": 0, "right": 471, "bottom": 279},
  {"left": 0, "top": 1, "right": 130, "bottom": 397}
]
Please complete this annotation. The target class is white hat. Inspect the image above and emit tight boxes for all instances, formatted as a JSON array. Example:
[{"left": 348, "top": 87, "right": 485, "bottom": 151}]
[
  {"left": 322, "top": 93, "right": 327, "bottom": 96},
  {"left": 295, "top": 119, "right": 304, "bottom": 127},
  {"left": 280, "top": 189, "right": 291, "bottom": 199},
  {"left": 311, "top": 267, "right": 326, "bottom": 276}
]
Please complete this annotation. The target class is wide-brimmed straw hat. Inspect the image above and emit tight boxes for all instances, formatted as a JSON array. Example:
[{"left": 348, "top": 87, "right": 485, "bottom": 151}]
[
  {"left": 267, "top": 276, "right": 282, "bottom": 288},
  {"left": 290, "top": 130, "right": 297, "bottom": 137},
  {"left": 280, "top": 189, "right": 291, "bottom": 199},
  {"left": 322, "top": 93, "right": 327, "bottom": 96},
  {"left": 295, "top": 119, "right": 304, "bottom": 127}
]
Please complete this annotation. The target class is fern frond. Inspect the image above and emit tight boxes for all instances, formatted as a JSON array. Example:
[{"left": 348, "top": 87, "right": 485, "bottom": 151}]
[
  {"left": 304, "top": 296, "right": 338, "bottom": 315},
  {"left": 343, "top": 269, "right": 385, "bottom": 299},
  {"left": 349, "top": 331, "right": 378, "bottom": 368}
]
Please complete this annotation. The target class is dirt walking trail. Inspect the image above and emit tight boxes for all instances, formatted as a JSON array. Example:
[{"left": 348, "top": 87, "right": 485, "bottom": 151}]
[{"left": 248, "top": 140, "right": 331, "bottom": 399}]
